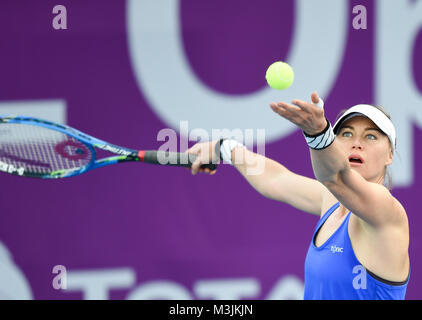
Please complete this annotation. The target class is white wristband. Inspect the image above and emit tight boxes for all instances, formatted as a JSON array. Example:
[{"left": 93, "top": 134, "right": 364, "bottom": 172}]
[
  {"left": 303, "top": 119, "right": 335, "bottom": 150},
  {"left": 220, "top": 139, "right": 244, "bottom": 165}
]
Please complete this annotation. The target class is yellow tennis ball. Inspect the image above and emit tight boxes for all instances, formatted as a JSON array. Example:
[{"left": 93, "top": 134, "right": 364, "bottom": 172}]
[{"left": 265, "top": 61, "right": 294, "bottom": 90}]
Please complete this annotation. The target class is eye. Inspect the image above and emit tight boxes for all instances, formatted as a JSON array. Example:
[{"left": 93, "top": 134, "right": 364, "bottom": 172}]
[
  {"left": 366, "top": 134, "right": 377, "bottom": 140},
  {"left": 342, "top": 131, "right": 352, "bottom": 137}
]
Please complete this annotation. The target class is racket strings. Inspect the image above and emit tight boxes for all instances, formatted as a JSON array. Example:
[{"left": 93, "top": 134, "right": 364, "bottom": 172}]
[{"left": 0, "top": 123, "right": 93, "bottom": 174}]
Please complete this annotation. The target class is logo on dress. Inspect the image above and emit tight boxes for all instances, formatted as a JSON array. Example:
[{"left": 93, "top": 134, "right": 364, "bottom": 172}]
[{"left": 331, "top": 245, "right": 344, "bottom": 253}]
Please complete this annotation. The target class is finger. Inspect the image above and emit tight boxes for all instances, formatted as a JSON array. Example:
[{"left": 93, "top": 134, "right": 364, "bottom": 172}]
[
  {"left": 311, "top": 91, "right": 324, "bottom": 109},
  {"left": 315, "top": 98, "right": 324, "bottom": 109},
  {"left": 209, "top": 169, "right": 217, "bottom": 175},
  {"left": 279, "top": 101, "right": 301, "bottom": 111},
  {"left": 272, "top": 105, "right": 302, "bottom": 126},
  {"left": 185, "top": 145, "right": 200, "bottom": 155},
  {"left": 278, "top": 102, "right": 303, "bottom": 116},
  {"left": 271, "top": 102, "right": 299, "bottom": 123},
  {"left": 270, "top": 102, "right": 280, "bottom": 112},
  {"left": 291, "top": 99, "right": 312, "bottom": 111},
  {"left": 270, "top": 102, "right": 288, "bottom": 117},
  {"left": 311, "top": 91, "right": 319, "bottom": 104},
  {"left": 191, "top": 158, "right": 202, "bottom": 175}
]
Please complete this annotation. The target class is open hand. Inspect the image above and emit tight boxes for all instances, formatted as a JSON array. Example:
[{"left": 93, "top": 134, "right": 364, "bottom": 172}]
[{"left": 270, "top": 91, "right": 327, "bottom": 136}]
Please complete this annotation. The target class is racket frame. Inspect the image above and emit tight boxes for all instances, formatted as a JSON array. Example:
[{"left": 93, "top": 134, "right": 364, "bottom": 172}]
[{"left": 0, "top": 115, "right": 140, "bottom": 179}]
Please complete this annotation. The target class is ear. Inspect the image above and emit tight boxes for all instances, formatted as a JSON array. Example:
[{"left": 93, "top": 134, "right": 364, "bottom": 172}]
[{"left": 385, "top": 148, "right": 393, "bottom": 166}]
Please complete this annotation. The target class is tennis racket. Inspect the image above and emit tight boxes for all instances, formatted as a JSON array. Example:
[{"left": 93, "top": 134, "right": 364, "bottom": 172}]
[{"left": 0, "top": 115, "right": 217, "bottom": 179}]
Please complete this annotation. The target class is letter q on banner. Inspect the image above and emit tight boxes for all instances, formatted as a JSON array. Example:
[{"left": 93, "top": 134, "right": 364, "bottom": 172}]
[{"left": 126, "top": 0, "right": 348, "bottom": 143}]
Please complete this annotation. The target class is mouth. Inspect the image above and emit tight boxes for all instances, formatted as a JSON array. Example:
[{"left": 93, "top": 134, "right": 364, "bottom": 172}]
[{"left": 348, "top": 154, "right": 364, "bottom": 166}]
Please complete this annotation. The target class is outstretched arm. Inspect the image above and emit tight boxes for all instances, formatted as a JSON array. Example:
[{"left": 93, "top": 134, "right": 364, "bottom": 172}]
[{"left": 186, "top": 139, "right": 325, "bottom": 216}]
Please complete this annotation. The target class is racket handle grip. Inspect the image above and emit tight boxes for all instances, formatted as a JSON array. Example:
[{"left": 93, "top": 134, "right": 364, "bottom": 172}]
[{"left": 139, "top": 151, "right": 218, "bottom": 171}]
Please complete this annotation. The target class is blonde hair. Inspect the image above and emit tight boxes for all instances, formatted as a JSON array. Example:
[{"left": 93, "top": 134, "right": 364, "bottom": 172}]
[{"left": 335, "top": 105, "right": 395, "bottom": 191}]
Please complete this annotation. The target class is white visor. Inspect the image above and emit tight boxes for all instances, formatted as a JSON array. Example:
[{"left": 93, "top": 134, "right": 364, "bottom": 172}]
[{"left": 333, "top": 104, "right": 396, "bottom": 152}]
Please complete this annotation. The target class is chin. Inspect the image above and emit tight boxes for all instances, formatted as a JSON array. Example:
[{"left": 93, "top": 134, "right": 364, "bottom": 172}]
[{"left": 350, "top": 166, "right": 364, "bottom": 176}]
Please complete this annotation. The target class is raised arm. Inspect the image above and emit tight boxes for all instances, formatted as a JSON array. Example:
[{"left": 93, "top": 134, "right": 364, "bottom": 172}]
[{"left": 270, "top": 92, "right": 405, "bottom": 228}]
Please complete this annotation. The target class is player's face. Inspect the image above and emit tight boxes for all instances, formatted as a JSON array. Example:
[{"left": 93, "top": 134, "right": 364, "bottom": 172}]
[{"left": 335, "top": 116, "right": 393, "bottom": 184}]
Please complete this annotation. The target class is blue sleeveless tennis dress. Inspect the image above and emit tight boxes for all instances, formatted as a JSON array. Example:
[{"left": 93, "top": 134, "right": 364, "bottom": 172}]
[{"left": 304, "top": 202, "right": 409, "bottom": 300}]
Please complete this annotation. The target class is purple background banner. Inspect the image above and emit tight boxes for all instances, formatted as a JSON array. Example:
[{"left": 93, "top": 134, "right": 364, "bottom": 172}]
[{"left": 0, "top": 0, "right": 421, "bottom": 299}]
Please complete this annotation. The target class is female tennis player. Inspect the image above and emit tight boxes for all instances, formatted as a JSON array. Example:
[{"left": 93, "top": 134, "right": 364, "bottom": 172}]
[{"left": 186, "top": 91, "right": 410, "bottom": 300}]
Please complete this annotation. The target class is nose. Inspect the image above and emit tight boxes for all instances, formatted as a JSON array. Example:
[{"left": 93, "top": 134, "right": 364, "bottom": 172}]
[{"left": 351, "top": 137, "right": 363, "bottom": 150}]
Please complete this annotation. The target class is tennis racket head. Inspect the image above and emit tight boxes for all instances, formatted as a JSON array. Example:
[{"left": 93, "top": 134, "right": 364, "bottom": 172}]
[
  {"left": 0, "top": 115, "right": 136, "bottom": 179},
  {"left": 0, "top": 115, "right": 218, "bottom": 179}
]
